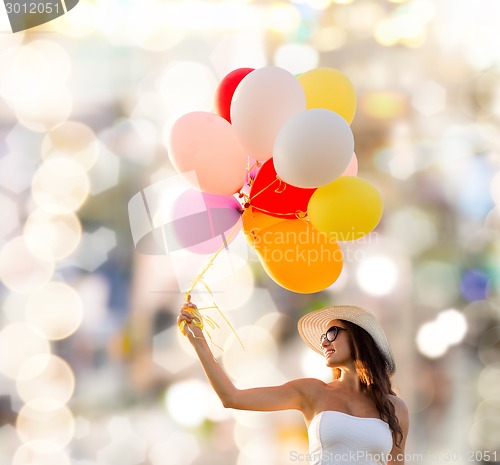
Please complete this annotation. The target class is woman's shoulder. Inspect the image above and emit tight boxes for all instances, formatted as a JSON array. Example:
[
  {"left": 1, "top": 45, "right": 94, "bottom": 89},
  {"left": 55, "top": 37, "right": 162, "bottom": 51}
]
[{"left": 289, "top": 377, "right": 329, "bottom": 390}]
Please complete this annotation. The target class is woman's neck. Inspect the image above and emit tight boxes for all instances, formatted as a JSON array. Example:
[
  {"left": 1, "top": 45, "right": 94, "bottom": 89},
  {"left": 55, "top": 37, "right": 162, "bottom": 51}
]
[{"left": 334, "top": 367, "right": 365, "bottom": 392}]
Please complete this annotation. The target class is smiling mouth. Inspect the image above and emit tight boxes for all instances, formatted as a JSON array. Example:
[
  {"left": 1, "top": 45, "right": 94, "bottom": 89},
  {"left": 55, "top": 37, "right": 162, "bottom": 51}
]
[{"left": 324, "top": 350, "right": 334, "bottom": 359}]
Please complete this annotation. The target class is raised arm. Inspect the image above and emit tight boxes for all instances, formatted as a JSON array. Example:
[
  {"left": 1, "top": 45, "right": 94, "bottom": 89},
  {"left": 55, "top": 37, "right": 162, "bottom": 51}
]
[{"left": 177, "top": 302, "right": 310, "bottom": 412}]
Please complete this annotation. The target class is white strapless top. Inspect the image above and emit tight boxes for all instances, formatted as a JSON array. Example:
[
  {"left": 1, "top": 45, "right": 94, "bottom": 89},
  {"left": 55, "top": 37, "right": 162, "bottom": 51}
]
[{"left": 307, "top": 411, "right": 393, "bottom": 465}]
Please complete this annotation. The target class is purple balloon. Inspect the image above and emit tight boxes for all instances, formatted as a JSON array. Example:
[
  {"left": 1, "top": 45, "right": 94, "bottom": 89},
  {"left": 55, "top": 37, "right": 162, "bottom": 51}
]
[{"left": 170, "top": 189, "right": 243, "bottom": 254}]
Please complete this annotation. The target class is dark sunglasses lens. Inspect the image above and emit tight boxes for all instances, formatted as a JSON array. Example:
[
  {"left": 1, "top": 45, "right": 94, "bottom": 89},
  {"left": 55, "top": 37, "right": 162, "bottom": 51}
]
[{"left": 326, "top": 327, "right": 338, "bottom": 342}]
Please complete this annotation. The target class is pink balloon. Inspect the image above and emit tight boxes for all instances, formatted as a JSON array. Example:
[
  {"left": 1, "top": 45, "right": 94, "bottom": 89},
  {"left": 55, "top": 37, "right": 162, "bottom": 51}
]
[
  {"left": 171, "top": 189, "right": 243, "bottom": 254},
  {"left": 342, "top": 153, "right": 358, "bottom": 176},
  {"left": 168, "top": 112, "right": 248, "bottom": 195},
  {"left": 230, "top": 67, "right": 306, "bottom": 161}
]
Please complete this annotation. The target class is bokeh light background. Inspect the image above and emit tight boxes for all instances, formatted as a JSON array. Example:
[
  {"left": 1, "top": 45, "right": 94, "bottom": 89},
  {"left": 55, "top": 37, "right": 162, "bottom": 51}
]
[{"left": 1, "top": 0, "right": 500, "bottom": 464}]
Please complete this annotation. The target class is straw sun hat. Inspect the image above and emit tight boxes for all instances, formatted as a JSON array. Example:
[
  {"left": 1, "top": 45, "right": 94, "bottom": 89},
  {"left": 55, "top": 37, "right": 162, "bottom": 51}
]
[{"left": 297, "top": 305, "right": 395, "bottom": 374}]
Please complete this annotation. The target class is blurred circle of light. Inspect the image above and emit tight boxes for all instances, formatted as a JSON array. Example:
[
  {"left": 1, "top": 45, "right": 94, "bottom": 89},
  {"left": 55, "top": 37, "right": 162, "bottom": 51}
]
[
  {"left": 164, "top": 379, "right": 214, "bottom": 428},
  {"left": 160, "top": 1, "right": 255, "bottom": 31},
  {"left": 374, "top": 6, "right": 428, "bottom": 48},
  {"left": 312, "top": 26, "right": 347, "bottom": 51},
  {"left": 99, "top": 118, "right": 158, "bottom": 166},
  {"left": 41, "top": 121, "right": 99, "bottom": 172},
  {"left": 300, "top": 347, "right": 330, "bottom": 382},
  {"left": 265, "top": 3, "right": 302, "bottom": 34},
  {"left": 0, "top": 323, "right": 50, "bottom": 380},
  {"left": 274, "top": 44, "right": 319, "bottom": 76},
  {"left": 361, "top": 92, "right": 407, "bottom": 119},
  {"left": 484, "top": 206, "right": 500, "bottom": 231},
  {"left": 474, "top": 71, "right": 500, "bottom": 117},
  {"left": 356, "top": 255, "right": 398, "bottom": 296},
  {"left": 0, "top": 237, "right": 54, "bottom": 293},
  {"left": 51, "top": 1, "right": 97, "bottom": 37},
  {"left": 411, "top": 80, "right": 446, "bottom": 116},
  {"left": 478, "top": 326, "right": 500, "bottom": 365},
  {"left": 222, "top": 325, "right": 278, "bottom": 383},
  {"left": 1, "top": 292, "right": 29, "bottom": 323},
  {"left": 303, "top": 0, "right": 332, "bottom": 9},
  {"left": 13, "top": 443, "right": 71, "bottom": 465},
  {"left": 204, "top": 259, "right": 254, "bottom": 310},
  {"left": 414, "top": 261, "right": 460, "bottom": 308},
  {"left": 386, "top": 207, "right": 437, "bottom": 255},
  {"left": 477, "top": 363, "right": 500, "bottom": 403},
  {"left": 436, "top": 309, "right": 468, "bottom": 345},
  {"left": 16, "top": 400, "right": 75, "bottom": 453},
  {"left": 25, "top": 282, "right": 84, "bottom": 341},
  {"left": 149, "top": 431, "right": 200, "bottom": 465},
  {"left": 31, "top": 158, "right": 90, "bottom": 215},
  {"left": 30, "top": 40, "right": 72, "bottom": 87},
  {"left": 159, "top": 62, "right": 218, "bottom": 128},
  {"left": 0, "top": 46, "right": 50, "bottom": 105},
  {"left": 0, "top": 192, "right": 20, "bottom": 240},
  {"left": 231, "top": 408, "right": 269, "bottom": 431},
  {"left": 460, "top": 269, "right": 489, "bottom": 302},
  {"left": 237, "top": 436, "right": 276, "bottom": 465},
  {"left": 16, "top": 354, "right": 75, "bottom": 406},
  {"left": 24, "top": 210, "right": 82, "bottom": 262},
  {"left": 490, "top": 171, "right": 500, "bottom": 206},
  {"left": 468, "top": 413, "right": 500, "bottom": 455},
  {"left": 15, "top": 85, "right": 72, "bottom": 133},
  {"left": 416, "top": 321, "right": 449, "bottom": 359},
  {"left": 462, "top": 301, "right": 495, "bottom": 346},
  {"left": 374, "top": 18, "right": 400, "bottom": 46},
  {"left": 125, "top": 1, "right": 184, "bottom": 51},
  {"left": 345, "top": 1, "right": 385, "bottom": 38}
]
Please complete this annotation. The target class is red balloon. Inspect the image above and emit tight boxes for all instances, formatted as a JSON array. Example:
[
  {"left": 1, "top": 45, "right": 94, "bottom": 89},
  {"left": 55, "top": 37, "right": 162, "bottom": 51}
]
[
  {"left": 249, "top": 159, "right": 316, "bottom": 219},
  {"left": 214, "top": 68, "right": 254, "bottom": 123}
]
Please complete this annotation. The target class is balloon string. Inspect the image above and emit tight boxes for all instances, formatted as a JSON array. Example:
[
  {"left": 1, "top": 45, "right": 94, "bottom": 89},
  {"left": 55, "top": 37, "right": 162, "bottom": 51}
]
[
  {"left": 245, "top": 159, "right": 261, "bottom": 190},
  {"left": 274, "top": 176, "right": 286, "bottom": 194},
  {"left": 181, "top": 216, "right": 245, "bottom": 350},
  {"left": 184, "top": 215, "right": 243, "bottom": 299},
  {"left": 249, "top": 177, "right": 279, "bottom": 201},
  {"left": 250, "top": 205, "right": 309, "bottom": 221}
]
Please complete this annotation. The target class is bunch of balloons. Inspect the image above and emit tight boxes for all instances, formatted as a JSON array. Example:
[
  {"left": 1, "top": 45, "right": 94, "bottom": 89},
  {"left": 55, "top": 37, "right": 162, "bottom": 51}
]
[{"left": 167, "top": 66, "right": 383, "bottom": 294}]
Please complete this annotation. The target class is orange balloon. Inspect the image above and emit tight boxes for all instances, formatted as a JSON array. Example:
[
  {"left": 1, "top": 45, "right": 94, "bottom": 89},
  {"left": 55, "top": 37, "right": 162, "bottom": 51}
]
[
  {"left": 242, "top": 206, "right": 282, "bottom": 246},
  {"left": 252, "top": 219, "right": 343, "bottom": 293}
]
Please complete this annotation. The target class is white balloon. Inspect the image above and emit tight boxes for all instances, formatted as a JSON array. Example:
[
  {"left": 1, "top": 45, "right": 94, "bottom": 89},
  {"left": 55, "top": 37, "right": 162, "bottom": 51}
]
[
  {"left": 273, "top": 109, "right": 354, "bottom": 188},
  {"left": 230, "top": 67, "right": 306, "bottom": 161}
]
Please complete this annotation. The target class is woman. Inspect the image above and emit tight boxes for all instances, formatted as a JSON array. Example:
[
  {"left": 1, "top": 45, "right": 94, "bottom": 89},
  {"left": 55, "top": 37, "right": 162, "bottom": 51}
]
[{"left": 178, "top": 302, "right": 409, "bottom": 465}]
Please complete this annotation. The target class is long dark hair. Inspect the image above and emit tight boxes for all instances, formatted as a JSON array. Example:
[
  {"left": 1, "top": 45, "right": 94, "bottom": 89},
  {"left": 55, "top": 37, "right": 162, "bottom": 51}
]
[{"left": 341, "top": 319, "right": 403, "bottom": 448}]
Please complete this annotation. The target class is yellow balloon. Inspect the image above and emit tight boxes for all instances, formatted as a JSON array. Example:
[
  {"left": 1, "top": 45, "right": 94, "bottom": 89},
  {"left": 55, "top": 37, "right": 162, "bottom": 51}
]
[
  {"left": 252, "top": 219, "right": 343, "bottom": 294},
  {"left": 298, "top": 68, "right": 356, "bottom": 124},
  {"left": 307, "top": 176, "right": 383, "bottom": 241}
]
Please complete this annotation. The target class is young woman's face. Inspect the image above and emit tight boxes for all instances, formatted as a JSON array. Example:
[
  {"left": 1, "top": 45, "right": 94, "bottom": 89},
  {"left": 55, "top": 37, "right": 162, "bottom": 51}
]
[{"left": 321, "top": 319, "right": 353, "bottom": 368}]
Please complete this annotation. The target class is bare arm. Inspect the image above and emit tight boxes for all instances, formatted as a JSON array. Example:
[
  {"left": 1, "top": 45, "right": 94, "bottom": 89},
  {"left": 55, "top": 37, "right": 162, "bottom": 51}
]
[{"left": 177, "top": 303, "right": 309, "bottom": 412}]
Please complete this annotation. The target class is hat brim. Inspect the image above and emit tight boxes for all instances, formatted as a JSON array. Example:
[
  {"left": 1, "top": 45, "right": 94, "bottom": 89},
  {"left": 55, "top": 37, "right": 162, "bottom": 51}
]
[{"left": 297, "top": 305, "right": 395, "bottom": 374}]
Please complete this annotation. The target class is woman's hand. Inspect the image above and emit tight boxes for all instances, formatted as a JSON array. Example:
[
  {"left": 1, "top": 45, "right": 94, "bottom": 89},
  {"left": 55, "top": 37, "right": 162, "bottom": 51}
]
[{"left": 177, "top": 301, "right": 205, "bottom": 341}]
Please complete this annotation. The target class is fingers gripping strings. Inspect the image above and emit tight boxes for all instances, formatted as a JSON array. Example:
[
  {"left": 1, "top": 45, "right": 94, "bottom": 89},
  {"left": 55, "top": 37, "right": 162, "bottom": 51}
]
[{"left": 178, "top": 294, "right": 204, "bottom": 337}]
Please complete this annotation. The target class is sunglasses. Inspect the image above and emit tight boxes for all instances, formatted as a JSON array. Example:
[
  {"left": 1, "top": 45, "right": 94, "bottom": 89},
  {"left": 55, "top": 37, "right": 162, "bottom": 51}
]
[{"left": 320, "top": 326, "right": 347, "bottom": 344}]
